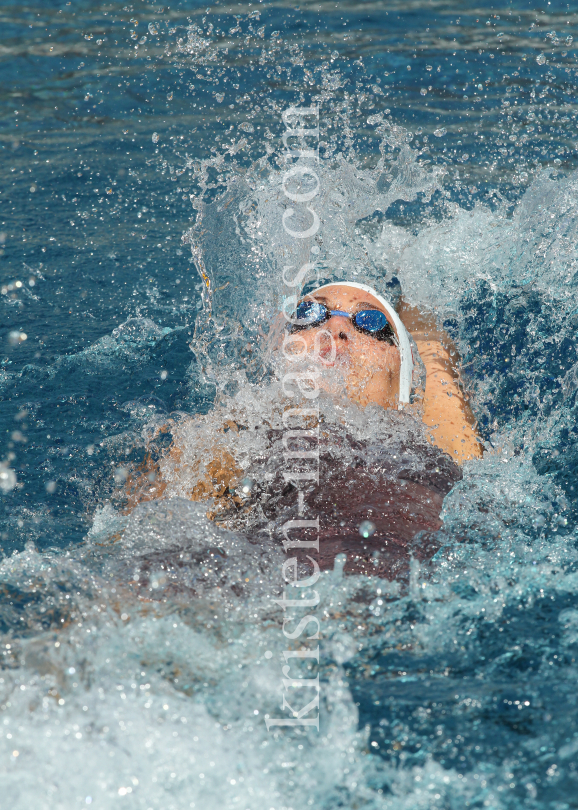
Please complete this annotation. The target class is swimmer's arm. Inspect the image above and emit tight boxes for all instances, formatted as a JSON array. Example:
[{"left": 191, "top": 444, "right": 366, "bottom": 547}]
[
  {"left": 124, "top": 417, "right": 245, "bottom": 512},
  {"left": 398, "top": 300, "right": 483, "bottom": 463}
]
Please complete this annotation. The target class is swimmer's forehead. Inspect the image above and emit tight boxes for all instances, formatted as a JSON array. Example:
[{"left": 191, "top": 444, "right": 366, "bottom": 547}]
[{"left": 304, "top": 285, "right": 386, "bottom": 313}]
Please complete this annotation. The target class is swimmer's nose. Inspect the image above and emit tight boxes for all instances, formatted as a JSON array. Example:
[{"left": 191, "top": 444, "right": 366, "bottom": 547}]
[{"left": 325, "top": 313, "right": 352, "bottom": 340}]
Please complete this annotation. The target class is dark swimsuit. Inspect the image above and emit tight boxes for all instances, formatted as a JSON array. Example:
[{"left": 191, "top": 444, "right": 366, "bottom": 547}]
[{"left": 239, "top": 421, "right": 462, "bottom": 580}]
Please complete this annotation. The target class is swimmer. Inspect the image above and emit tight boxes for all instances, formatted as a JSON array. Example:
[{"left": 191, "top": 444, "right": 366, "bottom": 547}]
[
  {"left": 282, "top": 282, "right": 481, "bottom": 463},
  {"left": 126, "top": 281, "right": 482, "bottom": 579}
]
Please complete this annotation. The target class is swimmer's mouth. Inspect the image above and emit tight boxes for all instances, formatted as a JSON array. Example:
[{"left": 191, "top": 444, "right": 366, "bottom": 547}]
[{"left": 318, "top": 346, "right": 350, "bottom": 365}]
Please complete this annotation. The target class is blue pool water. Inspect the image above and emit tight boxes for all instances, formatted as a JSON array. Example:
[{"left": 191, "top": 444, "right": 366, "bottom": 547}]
[{"left": 2, "top": 1, "right": 578, "bottom": 807}]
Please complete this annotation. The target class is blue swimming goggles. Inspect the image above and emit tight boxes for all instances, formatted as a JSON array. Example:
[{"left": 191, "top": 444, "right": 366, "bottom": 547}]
[{"left": 289, "top": 300, "right": 398, "bottom": 346}]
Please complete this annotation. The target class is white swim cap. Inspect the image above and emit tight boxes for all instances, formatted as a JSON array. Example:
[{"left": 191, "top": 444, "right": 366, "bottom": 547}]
[{"left": 304, "top": 281, "right": 414, "bottom": 407}]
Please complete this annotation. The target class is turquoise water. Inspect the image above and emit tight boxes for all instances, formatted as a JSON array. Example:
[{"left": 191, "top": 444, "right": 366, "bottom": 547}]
[{"left": 2, "top": 1, "right": 578, "bottom": 808}]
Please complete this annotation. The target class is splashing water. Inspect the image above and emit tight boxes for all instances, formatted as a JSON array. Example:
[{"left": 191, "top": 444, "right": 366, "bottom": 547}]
[{"left": 2, "top": 4, "right": 578, "bottom": 810}]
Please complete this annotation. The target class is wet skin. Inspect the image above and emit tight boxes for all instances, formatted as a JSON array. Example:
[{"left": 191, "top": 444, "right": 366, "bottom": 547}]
[
  {"left": 285, "top": 285, "right": 402, "bottom": 410},
  {"left": 288, "top": 285, "right": 482, "bottom": 463},
  {"left": 125, "top": 285, "right": 482, "bottom": 518}
]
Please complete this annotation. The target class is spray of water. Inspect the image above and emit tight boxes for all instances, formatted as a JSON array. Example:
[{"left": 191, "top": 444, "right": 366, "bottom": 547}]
[{"left": 3, "top": 13, "right": 578, "bottom": 810}]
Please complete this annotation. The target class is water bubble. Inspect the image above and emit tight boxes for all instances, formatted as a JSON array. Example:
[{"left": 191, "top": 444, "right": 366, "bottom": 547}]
[
  {"left": 331, "top": 632, "right": 357, "bottom": 664},
  {"left": 45, "top": 481, "right": 57, "bottom": 494},
  {"left": 114, "top": 467, "right": 129, "bottom": 484},
  {"left": 359, "top": 520, "right": 376, "bottom": 538},
  {"left": 420, "top": 88, "right": 428, "bottom": 96},
  {"left": 148, "top": 22, "right": 158, "bottom": 35},
  {"left": 8, "top": 331, "right": 27, "bottom": 346},
  {"left": 150, "top": 573, "right": 167, "bottom": 590},
  {"left": 236, "top": 477, "right": 254, "bottom": 498},
  {"left": 433, "top": 127, "right": 447, "bottom": 138},
  {"left": 152, "top": 132, "right": 159, "bottom": 143},
  {"left": 333, "top": 553, "right": 346, "bottom": 579},
  {"left": 536, "top": 53, "right": 547, "bottom": 65},
  {"left": 215, "top": 92, "right": 225, "bottom": 103},
  {"left": 0, "top": 465, "right": 16, "bottom": 493}
]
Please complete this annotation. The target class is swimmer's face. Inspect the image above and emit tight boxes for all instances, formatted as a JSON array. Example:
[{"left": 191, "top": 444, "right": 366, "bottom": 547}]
[{"left": 285, "top": 284, "right": 401, "bottom": 409}]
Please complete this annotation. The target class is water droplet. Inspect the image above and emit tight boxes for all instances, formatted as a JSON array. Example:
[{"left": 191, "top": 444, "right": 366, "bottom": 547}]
[
  {"left": 152, "top": 132, "right": 159, "bottom": 143},
  {"left": 236, "top": 477, "right": 254, "bottom": 498},
  {"left": 148, "top": 22, "right": 158, "bottom": 35},
  {"left": 359, "top": 520, "right": 376, "bottom": 538},
  {"left": 8, "top": 331, "right": 27, "bottom": 345},
  {"left": 433, "top": 127, "right": 447, "bottom": 138},
  {"left": 114, "top": 467, "right": 128, "bottom": 484},
  {"left": 420, "top": 88, "right": 427, "bottom": 96},
  {"left": 0, "top": 466, "right": 16, "bottom": 493},
  {"left": 536, "top": 53, "right": 546, "bottom": 65}
]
